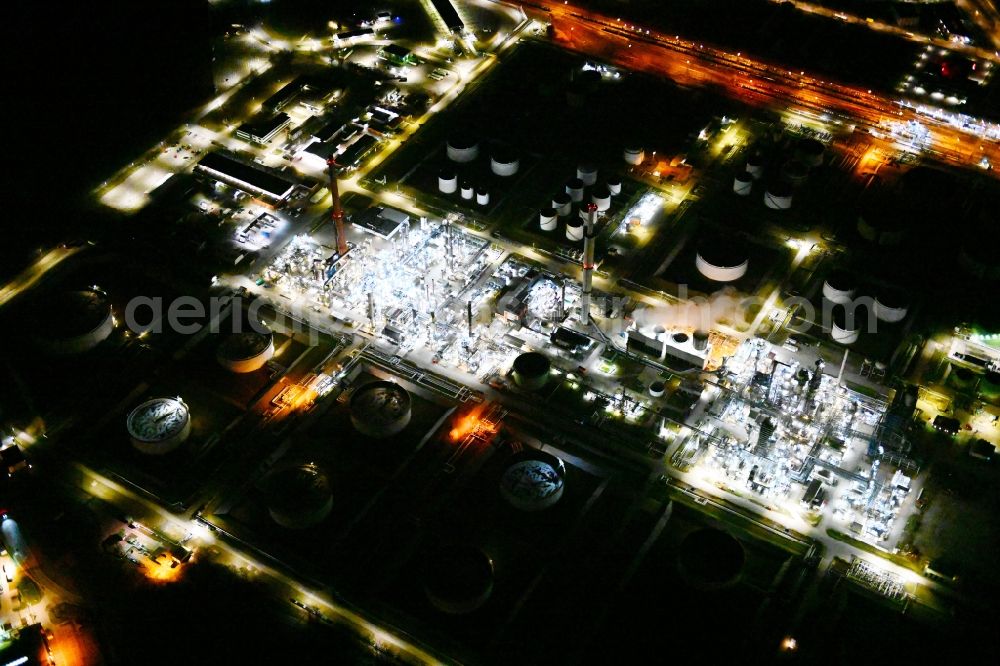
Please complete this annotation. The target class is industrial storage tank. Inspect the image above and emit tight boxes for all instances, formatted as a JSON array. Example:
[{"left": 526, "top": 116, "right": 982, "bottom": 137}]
[
  {"left": 733, "top": 171, "right": 753, "bottom": 196},
  {"left": 830, "top": 304, "right": 860, "bottom": 345},
  {"left": 217, "top": 329, "right": 275, "bottom": 373},
  {"left": 552, "top": 192, "right": 572, "bottom": 216},
  {"left": 490, "top": 149, "right": 520, "bottom": 177},
  {"left": 499, "top": 449, "right": 566, "bottom": 511},
  {"left": 822, "top": 270, "right": 856, "bottom": 305},
  {"left": 692, "top": 330, "right": 710, "bottom": 351},
  {"left": 857, "top": 199, "right": 905, "bottom": 245},
  {"left": 446, "top": 133, "right": 479, "bottom": 163},
  {"left": 476, "top": 187, "right": 490, "bottom": 206},
  {"left": 873, "top": 288, "right": 909, "bottom": 323},
  {"left": 460, "top": 180, "right": 474, "bottom": 200},
  {"left": 696, "top": 238, "right": 749, "bottom": 282},
  {"left": 623, "top": 146, "right": 644, "bottom": 165},
  {"left": 423, "top": 543, "right": 494, "bottom": 614},
  {"left": 127, "top": 397, "right": 191, "bottom": 455},
  {"left": 780, "top": 160, "right": 809, "bottom": 186},
  {"left": 264, "top": 463, "right": 333, "bottom": 529},
  {"left": 350, "top": 380, "right": 412, "bottom": 437},
  {"left": 796, "top": 137, "right": 825, "bottom": 167},
  {"left": 671, "top": 332, "right": 689, "bottom": 345},
  {"left": 649, "top": 380, "right": 666, "bottom": 397},
  {"left": 539, "top": 208, "right": 558, "bottom": 231},
  {"left": 576, "top": 164, "right": 598, "bottom": 186},
  {"left": 565, "top": 217, "right": 584, "bottom": 241},
  {"left": 606, "top": 175, "right": 622, "bottom": 195},
  {"left": 37, "top": 288, "right": 114, "bottom": 354},
  {"left": 438, "top": 168, "right": 458, "bottom": 194},
  {"left": 764, "top": 182, "right": 793, "bottom": 209},
  {"left": 591, "top": 184, "right": 611, "bottom": 211},
  {"left": 746, "top": 154, "right": 764, "bottom": 179},
  {"left": 565, "top": 177, "right": 585, "bottom": 202},
  {"left": 512, "top": 351, "right": 551, "bottom": 391}
]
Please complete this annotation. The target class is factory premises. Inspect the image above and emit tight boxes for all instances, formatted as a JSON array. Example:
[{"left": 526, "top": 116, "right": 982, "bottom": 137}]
[{"left": 3, "top": 0, "right": 1000, "bottom": 664}]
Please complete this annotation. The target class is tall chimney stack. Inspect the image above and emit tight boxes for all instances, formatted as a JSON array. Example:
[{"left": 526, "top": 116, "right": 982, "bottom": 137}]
[
  {"left": 326, "top": 156, "right": 349, "bottom": 257},
  {"left": 580, "top": 203, "right": 598, "bottom": 326}
]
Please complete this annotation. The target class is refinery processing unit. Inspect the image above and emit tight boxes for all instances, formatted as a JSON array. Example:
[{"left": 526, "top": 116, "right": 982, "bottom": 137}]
[{"left": 3, "top": 0, "right": 1000, "bottom": 664}]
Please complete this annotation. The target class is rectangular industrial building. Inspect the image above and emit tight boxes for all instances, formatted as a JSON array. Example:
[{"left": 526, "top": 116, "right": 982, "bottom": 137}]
[
  {"left": 378, "top": 43, "right": 416, "bottom": 67},
  {"left": 196, "top": 152, "right": 296, "bottom": 202},
  {"left": 352, "top": 207, "right": 408, "bottom": 240},
  {"left": 236, "top": 113, "right": 291, "bottom": 145},
  {"left": 334, "top": 27, "right": 374, "bottom": 43},
  {"left": 429, "top": 0, "right": 464, "bottom": 33},
  {"left": 336, "top": 134, "right": 379, "bottom": 170},
  {"left": 262, "top": 78, "right": 305, "bottom": 112}
]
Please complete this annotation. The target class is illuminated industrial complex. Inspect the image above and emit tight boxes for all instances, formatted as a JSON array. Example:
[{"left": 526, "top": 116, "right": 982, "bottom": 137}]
[{"left": 2, "top": 0, "right": 999, "bottom": 664}]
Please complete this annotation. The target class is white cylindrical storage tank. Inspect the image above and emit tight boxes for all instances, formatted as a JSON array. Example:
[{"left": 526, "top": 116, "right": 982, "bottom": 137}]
[
  {"left": 565, "top": 177, "right": 584, "bottom": 202},
  {"left": 822, "top": 270, "right": 856, "bottom": 305},
  {"left": 37, "top": 288, "right": 114, "bottom": 354},
  {"left": 499, "top": 449, "right": 566, "bottom": 511},
  {"left": 764, "top": 182, "right": 793, "bottom": 209},
  {"left": 447, "top": 134, "right": 479, "bottom": 163},
  {"left": 623, "top": 146, "right": 644, "bottom": 166},
  {"left": 217, "top": 330, "right": 275, "bottom": 373},
  {"left": 566, "top": 218, "right": 584, "bottom": 241},
  {"left": 438, "top": 168, "right": 458, "bottom": 194},
  {"left": 649, "top": 380, "right": 666, "bottom": 397},
  {"left": 591, "top": 185, "right": 611, "bottom": 212},
  {"left": 552, "top": 193, "right": 572, "bottom": 216},
  {"left": 746, "top": 155, "right": 764, "bottom": 179},
  {"left": 693, "top": 330, "right": 710, "bottom": 351},
  {"left": 460, "top": 180, "right": 474, "bottom": 200},
  {"left": 512, "top": 352, "right": 552, "bottom": 391},
  {"left": 606, "top": 176, "right": 622, "bottom": 196},
  {"left": 830, "top": 305, "right": 860, "bottom": 345},
  {"left": 781, "top": 160, "right": 809, "bottom": 187},
  {"left": 128, "top": 397, "right": 191, "bottom": 455},
  {"left": 350, "top": 380, "right": 412, "bottom": 437},
  {"left": 874, "top": 289, "right": 909, "bottom": 323},
  {"left": 696, "top": 239, "right": 749, "bottom": 282},
  {"left": 476, "top": 187, "right": 490, "bottom": 206},
  {"left": 265, "top": 463, "right": 333, "bottom": 529},
  {"left": 490, "top": 150, "right": 519, "bottom": 177},
  {"left": 539, "top": 208, "right": 558, "bottom": 231},
  {"left": 576, "top": 164, "right": 598, "bottom": 186},
  {"left": 733, "top": 171, "right": 753, "bottom": 196}
]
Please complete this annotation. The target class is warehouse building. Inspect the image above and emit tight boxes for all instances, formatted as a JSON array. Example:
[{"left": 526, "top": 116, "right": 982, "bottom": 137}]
[{"left": 196, "top": 152, "right": 296, "bottom": 202}]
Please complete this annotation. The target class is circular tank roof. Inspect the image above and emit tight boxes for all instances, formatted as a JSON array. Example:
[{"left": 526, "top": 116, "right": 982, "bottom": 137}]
[
  {"left": 476, "top": 186, "right": 489, "bottom": 195},
  {"left": 672, "top": 332, "right": 689, "bottom": 344},
  {"left": 553, "top": 192, "right": 571, "bottom": 204},
  {"left": 782, "top": 160, "right": 808, "bottom": 177},
  {"left": 605, "top": 175, "right": 622, "bottom": 186},
  {"left": 747, "top": 154, "right": 764, "bottom": 167},
  {"left": 875, "top": 287, "right": 909, "bottom": 309},
  {"left": 265, "top": 463, "right": 331, "bottom": 517},
  {"left": 825, "top": 269, "right": 855, "bottom": 291},
  {"left": 127, "top": 398, "right": 189, "bottom": 444},
  {"left": 678, "top": 528, "right": 745, "bottom": 589},
  {"left": 512, "top": 352, "right": 551, "bottom": 378},
  {"left": 566, "top": 177, "right": 584, "bottom": 189},
  {"left": 767, "top": 181, "right": 794, "bottom": 197},
  {"left": 735, "top": 171, "right": 754, "bottom": 183},
  {"left": 541, "top": 207, "right": 557, "bottom": 217},
  {"left": 830, "top": 304, "right": 859, "bottom": 330},
  {"left": 566, "top": 218, "right": 583, "bottom": 229},
  {"left": 697, "top": 237, "right": 748, "bottom": 269},
  {"left": 500, "top": 450, "right": 566, "bottom": 511},
  {"left": 350, "top": 381, "right": 411, "bottom": 429},
  {"left": 592, "top": 184, "right": 611, "bottom": 198},
  {"left": 650, "top": 380, "right": 666, "bottom": 392},
  {"left": 37, "top": 289, "right": 111, "bottom": 338},
  {"left": 218, "top": 330, "right": 273, "bottom": 361},
  {"left": 439, "top": 168, "right": 456, "bottom": 179},
  {"left": 491, "top": 148, "right": 517, "bottom": 164},
  {"left": 423, "top": 543, "right": 494, "bottom": 614},
  {"left": 798, "top": 137, "right": 824, "bottom": 155},
  {"left": 447, "top": 133, "right": 477, "bottom": 150}
]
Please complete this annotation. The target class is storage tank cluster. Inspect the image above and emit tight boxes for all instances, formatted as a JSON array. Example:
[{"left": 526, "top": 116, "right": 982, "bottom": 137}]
[
  {"left": 350, "top": 380, "right": 412, "bottom": 437},
  {"left": 264, "top": 463, "right": 333, "bottom": 529},
  {"left": 423, "top": 543, "right": 495, "bottom": 614},
  {"left": 37, "top": 288, "right": 114, "bottom": 354},
  {"left": 695, "top": 238, "right": 749, "bottom": 282},
  {"left": 217, "top": 329, "right": 275, "bottom": 373},
  {"left": 127, "top": 397, "right": 191, "bottom": 455},
  {"left": 499, "top": 449, "right": 566, "bottom": 511},
  {"left": 512, "top": 351, "right": 551, "bottom": 391}
]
